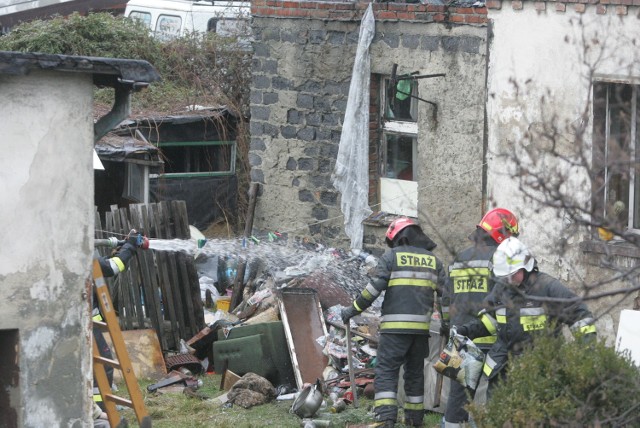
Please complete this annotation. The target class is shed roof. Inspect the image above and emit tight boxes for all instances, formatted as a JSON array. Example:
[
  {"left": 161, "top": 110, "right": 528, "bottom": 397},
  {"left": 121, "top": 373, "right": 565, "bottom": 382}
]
[
  {"left": 95, "top": 132, "right": 162, "bottom": 165},
  {"left": 0, "top": 50, "right": 160, "bottom": 88}
]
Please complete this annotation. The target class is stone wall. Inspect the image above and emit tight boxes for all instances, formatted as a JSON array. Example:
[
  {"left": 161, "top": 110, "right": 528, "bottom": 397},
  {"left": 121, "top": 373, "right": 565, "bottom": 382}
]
[{"left": 250, "top": 0, "right": 489, "bottom": 261}]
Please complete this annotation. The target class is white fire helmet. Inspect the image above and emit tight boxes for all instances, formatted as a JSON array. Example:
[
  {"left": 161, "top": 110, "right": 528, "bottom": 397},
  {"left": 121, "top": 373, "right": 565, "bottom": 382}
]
[{"left": 492, "top": 236, "right": 535, "bottom": 277}]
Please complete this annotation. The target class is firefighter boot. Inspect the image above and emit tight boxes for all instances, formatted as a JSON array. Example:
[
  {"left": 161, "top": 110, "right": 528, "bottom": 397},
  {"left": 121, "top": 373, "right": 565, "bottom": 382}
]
[{"left": 404, "top": 409, "right": 425, "bottom": 427}]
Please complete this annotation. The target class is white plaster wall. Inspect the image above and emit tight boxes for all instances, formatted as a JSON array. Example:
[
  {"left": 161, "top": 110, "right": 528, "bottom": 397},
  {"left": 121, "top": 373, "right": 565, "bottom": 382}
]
[
  {"left": 0, "top": 70, "right": 94, "bottom": 426},
  {"left": 486, "top": 4, "right": 640, "bottom": 338}
]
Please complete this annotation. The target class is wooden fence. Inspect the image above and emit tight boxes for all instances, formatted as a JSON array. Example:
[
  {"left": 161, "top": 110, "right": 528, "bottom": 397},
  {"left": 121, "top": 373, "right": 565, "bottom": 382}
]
[{"left": 95, "top": 201, "right": 205, "bottom": 351}]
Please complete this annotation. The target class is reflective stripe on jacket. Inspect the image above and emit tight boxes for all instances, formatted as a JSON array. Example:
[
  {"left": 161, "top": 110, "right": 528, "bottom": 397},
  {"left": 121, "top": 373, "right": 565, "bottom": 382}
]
[
  {"left": 447, "top": 239, "right": 500, "bottom": 349},
  {"left": 468, "top": 271, "right": 597, "bottom": 379},
  {"left": 353, "top": 244, "right": 448, "bottom": 335}
]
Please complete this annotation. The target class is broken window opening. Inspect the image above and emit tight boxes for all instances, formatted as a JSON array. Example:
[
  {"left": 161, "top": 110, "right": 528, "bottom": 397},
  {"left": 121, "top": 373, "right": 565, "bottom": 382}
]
[
  {"left": 154, "top": 140, "right": 236, "bottom": 178},
  {"left": 593, "top": 81, "right": 640, "bottom": 233},
  {"left": 385, "top": 77, "right": 417, "bottom": 122}
]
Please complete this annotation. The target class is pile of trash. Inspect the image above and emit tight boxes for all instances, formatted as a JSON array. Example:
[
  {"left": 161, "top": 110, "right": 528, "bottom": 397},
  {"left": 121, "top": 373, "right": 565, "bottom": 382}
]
[{"left": 147, "top": 235, "right": 386, "bottom": 421}]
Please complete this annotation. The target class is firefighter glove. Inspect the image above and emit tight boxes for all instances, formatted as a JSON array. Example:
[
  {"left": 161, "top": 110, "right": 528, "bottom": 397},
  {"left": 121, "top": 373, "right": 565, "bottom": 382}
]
[
  {"left": 341, "top": 305, "right": 359, "bottom": 325},
  {"left": 439, "top": 321, "right": 450, "bottom": 341},
  {"left": 127, "top": 229, "right": 145, "bottom": 248},
  {"left": 454, "top": 324, "right": 469, "bottom": 338}
]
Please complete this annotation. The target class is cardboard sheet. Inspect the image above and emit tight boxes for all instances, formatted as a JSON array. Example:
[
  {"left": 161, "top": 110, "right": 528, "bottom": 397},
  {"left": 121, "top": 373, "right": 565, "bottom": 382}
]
[
  {"left": 616, "top": 309, "right": 640, "bottom": 366},
  {"left": 104, "top": 329, "right": 167, "bottom": 382}
]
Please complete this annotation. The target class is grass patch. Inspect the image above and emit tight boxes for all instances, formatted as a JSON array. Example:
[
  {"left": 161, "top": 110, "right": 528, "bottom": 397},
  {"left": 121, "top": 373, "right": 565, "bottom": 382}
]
[{"left": 114, "top": 374, "right": 443, "bottom": 427}]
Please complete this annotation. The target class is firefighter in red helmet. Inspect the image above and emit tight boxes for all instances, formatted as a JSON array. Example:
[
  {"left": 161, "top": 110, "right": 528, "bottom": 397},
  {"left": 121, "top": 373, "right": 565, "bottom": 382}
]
[
  {"left": 442, "top": 208, "right": 519, "bottom": 428},
  {"left": 342, "top": 217, "right": 449, "bottom": 428},
  {"left": 476, "top": 208, "right": 519, "bottom": 244}
]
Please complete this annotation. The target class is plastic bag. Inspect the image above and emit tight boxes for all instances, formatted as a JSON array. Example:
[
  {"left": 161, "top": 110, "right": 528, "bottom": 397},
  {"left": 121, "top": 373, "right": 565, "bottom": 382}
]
[{"left": 433, "top": 328, "right": 485, "bottom": 390}]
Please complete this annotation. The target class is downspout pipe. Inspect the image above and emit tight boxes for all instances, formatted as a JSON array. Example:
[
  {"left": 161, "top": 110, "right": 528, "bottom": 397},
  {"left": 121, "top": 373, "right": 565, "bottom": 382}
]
[{"left": 94, "top": 80, "right": 149, "bottom": 143}]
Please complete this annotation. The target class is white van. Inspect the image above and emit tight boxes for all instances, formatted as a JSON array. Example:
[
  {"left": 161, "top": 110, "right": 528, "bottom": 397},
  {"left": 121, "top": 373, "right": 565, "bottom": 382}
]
[{"left": 124, "top": 0, "right": 250, "bottom": 41}]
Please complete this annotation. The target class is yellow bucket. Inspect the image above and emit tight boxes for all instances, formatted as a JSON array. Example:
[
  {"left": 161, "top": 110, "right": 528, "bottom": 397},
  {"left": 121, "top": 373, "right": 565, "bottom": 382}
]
[{"left": 217, "top": 297, "right": 231, "bottom": 312}]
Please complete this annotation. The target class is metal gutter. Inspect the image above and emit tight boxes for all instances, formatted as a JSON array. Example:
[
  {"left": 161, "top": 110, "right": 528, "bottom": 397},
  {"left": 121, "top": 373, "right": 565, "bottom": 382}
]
[{"left": 0, "top": 50, "right": 161, "bottom": 143}]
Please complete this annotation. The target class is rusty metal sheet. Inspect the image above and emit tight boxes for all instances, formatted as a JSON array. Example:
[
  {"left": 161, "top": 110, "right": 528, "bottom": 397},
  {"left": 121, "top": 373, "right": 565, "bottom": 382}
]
[
  {"left": 104, "top": 329, "right": 166, "bottom": 382},
  {"left": 277, "top": 288, "right": 329, "bottom": 389}
]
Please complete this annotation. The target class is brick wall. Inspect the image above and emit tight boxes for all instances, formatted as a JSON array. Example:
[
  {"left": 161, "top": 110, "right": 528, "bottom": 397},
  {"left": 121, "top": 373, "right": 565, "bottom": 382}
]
[
  {"left": 485, "top": 0, "right": 636, "bottom": 15},
  {"left": 252, "top": 0, "right": 640, "bottom": 20},
  {"left": 252, "top": 0, "right": 489, "bottom": 25}
]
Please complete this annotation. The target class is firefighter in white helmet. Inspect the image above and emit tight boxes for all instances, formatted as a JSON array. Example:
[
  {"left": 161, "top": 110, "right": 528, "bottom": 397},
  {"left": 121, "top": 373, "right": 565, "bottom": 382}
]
[
  {"left": 341, "top": 217, "right": 449, "bottom": 428},
  {"left": 454, "top": 237, "right": 597, "bottom": 398},
  {"left": 443, "top": 208, "right": 519, "bottom": 428}
]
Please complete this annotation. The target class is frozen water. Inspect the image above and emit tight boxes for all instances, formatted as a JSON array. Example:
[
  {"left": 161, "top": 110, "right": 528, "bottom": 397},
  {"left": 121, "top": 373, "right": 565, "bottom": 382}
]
[{"left": 146, "top": 237, "right": 374, "bottom": 299}]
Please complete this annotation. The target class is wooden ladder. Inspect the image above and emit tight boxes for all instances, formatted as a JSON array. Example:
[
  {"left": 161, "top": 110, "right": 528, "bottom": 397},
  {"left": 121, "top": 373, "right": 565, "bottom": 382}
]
[{"left": 92, "top": 252, "right": 152, "bottom": 428}]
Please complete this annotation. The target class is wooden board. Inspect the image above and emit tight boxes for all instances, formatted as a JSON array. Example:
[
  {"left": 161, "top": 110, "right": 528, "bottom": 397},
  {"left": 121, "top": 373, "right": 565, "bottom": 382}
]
[
  {"left": 96, "top": 202, "right": 204, "bottom": 351},
  {"left": 104, "top": 329, "right": 167, "bottom": 382},
  {"left": 277, "top": 288, "right": 329, "bottom": 389}
]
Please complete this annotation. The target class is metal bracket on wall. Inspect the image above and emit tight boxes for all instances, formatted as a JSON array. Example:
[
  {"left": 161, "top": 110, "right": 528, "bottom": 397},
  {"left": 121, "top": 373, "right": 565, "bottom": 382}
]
[{"left": 388, "top": 63, "right": 445, "bottom": 110}]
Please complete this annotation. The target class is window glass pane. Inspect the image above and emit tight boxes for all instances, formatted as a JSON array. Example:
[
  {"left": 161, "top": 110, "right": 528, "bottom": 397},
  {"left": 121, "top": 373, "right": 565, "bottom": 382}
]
[
  {"left": 384, "top": 134, "right": 414, "bottom": 181},
  {"left": 385, "top": 79, "right": 416, "bottom": 121},
  {"left": 606, "top": 84, "right": 631, "bottom": 229},
  {"left": 155, "top": 15, "right": 182, "bottom": 40},
  {"left": 207, "top": 18, "right": 218, "bottom": 33},
  {"left": 160, "top": 144, "right": 234, "bottom": 174},
  {"left": 129, "top": 11, "right": 152, "bottom": 28},
  {"left": 592, "top": 83, "right": 608, "bottom": 219},
  {"left": 124, "top": 163, "right": 145, "bottom": 203},
  {"left": 633, "top": 87, "right": 640, "bottom": 229}
]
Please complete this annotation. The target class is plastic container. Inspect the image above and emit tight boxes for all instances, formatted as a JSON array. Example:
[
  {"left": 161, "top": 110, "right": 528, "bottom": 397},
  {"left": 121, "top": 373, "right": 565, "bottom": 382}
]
[
  {"left": 217, "top": 297, "right": 231, "bottom": 312},
  {"left": 329, "top": 398, "right": 346, "bottom": 413}
]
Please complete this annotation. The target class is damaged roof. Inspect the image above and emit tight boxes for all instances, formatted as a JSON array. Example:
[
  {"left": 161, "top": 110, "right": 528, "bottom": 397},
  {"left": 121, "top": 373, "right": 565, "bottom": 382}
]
[
  {"left": 0, "top": 50, "right": 160, "bottom": 88},
  {"left": 96, "top": 132, "right": 163, "bottom": 165}
]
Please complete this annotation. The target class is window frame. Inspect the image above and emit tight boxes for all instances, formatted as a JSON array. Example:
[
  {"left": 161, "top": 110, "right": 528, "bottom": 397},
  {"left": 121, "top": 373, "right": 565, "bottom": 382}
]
[
  {"left": 124, "top": 161, "right": 149, "bottom": 204},
  {"left": 155, "top": 14, "right": 182, "bottom": 40},
  {"left": 378, "top": 76, "right": 419, "bottom": 217},
  {"left": 592, "top": 80, "right": 640, "bottom": 235},
  {"left": 152, "top": 140, "right": 237, "bottom": 178}
]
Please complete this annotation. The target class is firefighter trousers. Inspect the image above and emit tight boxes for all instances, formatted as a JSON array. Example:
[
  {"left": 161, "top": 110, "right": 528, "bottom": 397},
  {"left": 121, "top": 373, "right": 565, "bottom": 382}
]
[
  {"left": 373, "top": 333, "right": 428, "bottom": 424},
  {"left": 93, "top": 324, "right": 114, "bottom": 410}
]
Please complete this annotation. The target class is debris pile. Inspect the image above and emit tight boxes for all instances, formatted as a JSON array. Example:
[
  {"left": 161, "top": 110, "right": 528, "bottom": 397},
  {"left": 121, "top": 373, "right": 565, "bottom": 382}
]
[{"left": 144, "top": 235, "right": 397, "bottom": 424}]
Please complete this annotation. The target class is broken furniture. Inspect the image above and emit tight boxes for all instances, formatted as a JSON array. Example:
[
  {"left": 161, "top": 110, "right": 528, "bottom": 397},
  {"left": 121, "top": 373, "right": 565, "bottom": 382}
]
[
  {"left": 165, "top": 353, "right": 203, "bottom": 375},
  {"left": 277, "top": 288, "right": 329, "bottom": 389},
  {"left": 212, "top": 321, "right": 295, "bottom": 387}
]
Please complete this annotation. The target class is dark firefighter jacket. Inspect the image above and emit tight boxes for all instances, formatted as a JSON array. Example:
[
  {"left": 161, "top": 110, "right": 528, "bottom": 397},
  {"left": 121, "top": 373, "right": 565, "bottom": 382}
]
[
  {"left": 351, "top": 243, "right": 449, "bottom": 335},
  {"left": 446, "top": 230, "right": 500, "bottom": 349},
  {"left": 98, "top": 243, "right": 136, "bottom": 278},
  {"left": 462, "top": 270, "right": 596, "bottom": 379}
]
